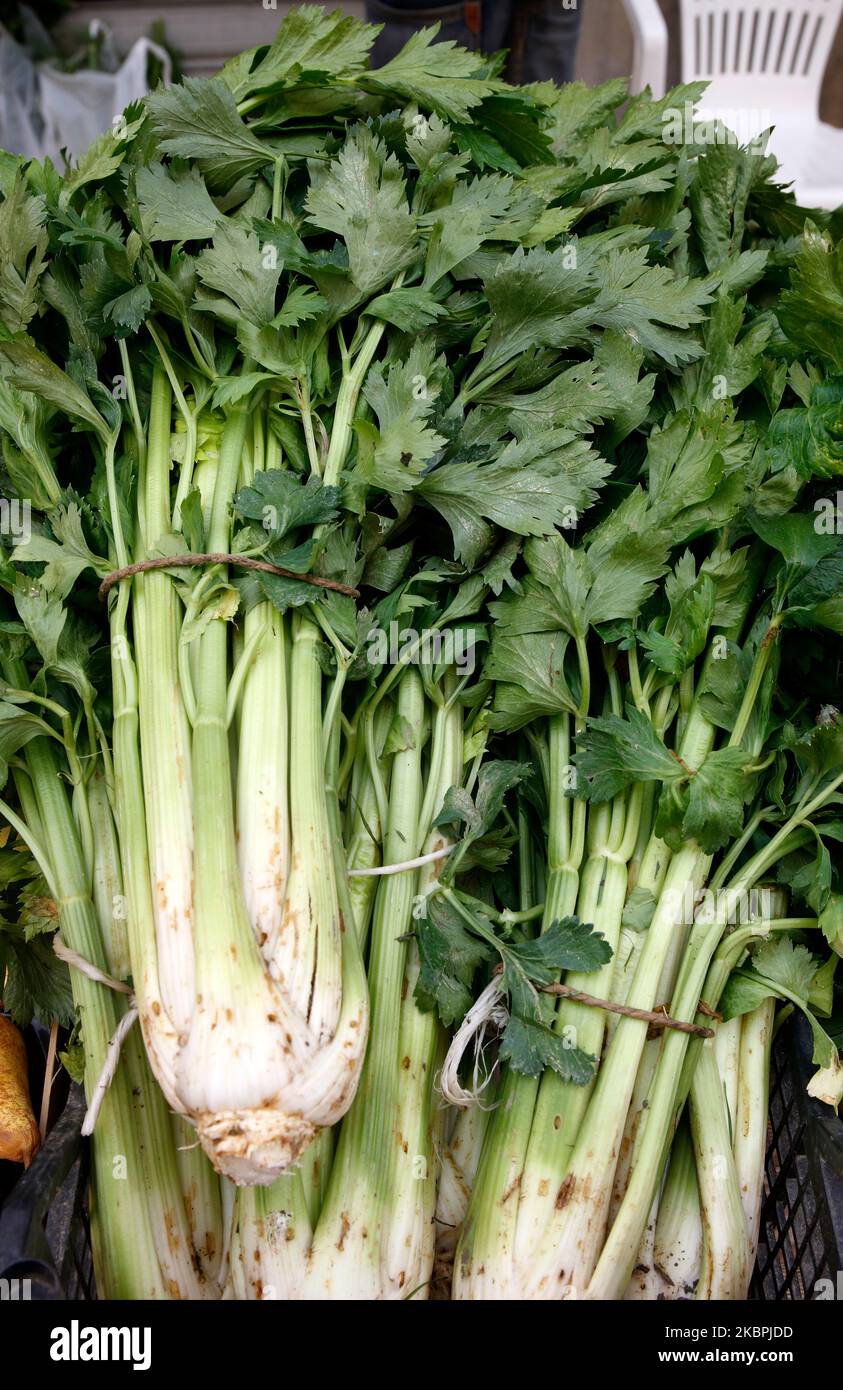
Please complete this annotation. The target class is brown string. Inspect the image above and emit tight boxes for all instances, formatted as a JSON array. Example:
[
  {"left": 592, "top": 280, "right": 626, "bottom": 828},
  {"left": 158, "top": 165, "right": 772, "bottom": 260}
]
[
  {"left": 99, "top": 553, "right": 360, "bottom": 602},
  {"left": 539, "top": 983, "right": 715, "bottom": 1038}
]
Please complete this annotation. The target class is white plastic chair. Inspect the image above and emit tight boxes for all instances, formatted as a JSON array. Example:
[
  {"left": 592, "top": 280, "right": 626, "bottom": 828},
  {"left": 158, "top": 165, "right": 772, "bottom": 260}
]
[{"left": 621, "top": 0, "right": 843, "bottom": 208}]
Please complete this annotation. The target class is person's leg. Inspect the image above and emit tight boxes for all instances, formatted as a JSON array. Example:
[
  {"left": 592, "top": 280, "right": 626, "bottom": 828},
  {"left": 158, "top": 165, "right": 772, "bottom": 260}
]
[
  {"left": 364, "top": 2, "right": 582, "bottom": 85},
  {"left": 508, "top": 1, "right": 584, "bottom": 84},
  {"left": 365, "top": 2, "right": 485, "bottom": 64}
]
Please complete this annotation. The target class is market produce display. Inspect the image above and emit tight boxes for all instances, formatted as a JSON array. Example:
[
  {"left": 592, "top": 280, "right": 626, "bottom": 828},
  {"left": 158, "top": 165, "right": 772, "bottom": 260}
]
[{"left": 0, "top": 5, "right": 841, "bottom": 1301}]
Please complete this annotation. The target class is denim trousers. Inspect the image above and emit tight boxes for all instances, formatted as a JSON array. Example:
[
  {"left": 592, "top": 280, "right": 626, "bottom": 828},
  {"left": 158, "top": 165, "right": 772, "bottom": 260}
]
[{"left": 365, "top": 1, "right": 584, "bottom": 84}]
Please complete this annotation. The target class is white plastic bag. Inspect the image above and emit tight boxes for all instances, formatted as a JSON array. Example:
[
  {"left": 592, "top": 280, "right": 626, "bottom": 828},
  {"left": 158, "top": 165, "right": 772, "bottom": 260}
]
[
  {"left": 0, "top": 28, "right": 43, "bottom": 159},
  {"left": 0, "top": 24, "right": 171, "bottom": 164},
  {"left": 38, "top": 36, "right": 171, "bottom": 162}
]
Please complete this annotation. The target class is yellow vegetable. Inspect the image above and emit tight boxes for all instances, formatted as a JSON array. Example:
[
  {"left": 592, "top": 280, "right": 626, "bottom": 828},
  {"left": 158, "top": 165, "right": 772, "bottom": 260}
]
[{"left": 0, "top": 1014, "right": 40, "bottom": 1167}]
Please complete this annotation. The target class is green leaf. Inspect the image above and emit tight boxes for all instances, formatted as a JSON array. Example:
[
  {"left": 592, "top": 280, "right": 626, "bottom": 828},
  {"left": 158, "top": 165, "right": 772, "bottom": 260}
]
[
  {"left": 592, "top": 329, "right": 655, "bottom": 448},
  {"left": 720, "top": 936, "right": 839, "bottom": 1077},
  {"left": 0, "top": 702, "right": 55, "bottom": 790},
  {"left": 146, "top": 77, "right": 273, "bottom": 191},
  {"left": 0, "top": 173, "right": 48, "bottom": 334},
  {"left": 179, "top": 487, "right": 205, "bottom": 553},
  {"left": 420, "top": 433, "right": 609, "bottom": 568},
  {"left": 211, "top": 371, "right": 277, "bottom": 409},
  {"left": 778, "top": 224, "right": 843, "bottom": 372},
  {"left": 622, "top": 885, "right": 658, "bottom": 933},
  {"left": 305, "top": 126, "right": 417, "bottom": 296},
  {"left": 496, "top": 527, "right": 670, "bottom": 644},
  {"left": 60, "top": 111, "right": 144, "bottom": 202},
  {"left": 13, "top": 582, "right": 66, "bottom": 667},
  {"left": 591, "top": 246, "right": 712, "bottom": 367},
  {"left": 724, "top": 936, "right": 818, "bottom": 1018},
  {"left": 576, "top": 707, "right": 683, "bottom": 802},
  {"left": 434, "top": 760, "right": 526, "bottom": 844},
  {"left": 819, "top": 892, "right": 843, "bottom": 950},
  {"left": 365, "top": 287, "right": 447, "bottom": 333},
  {"left": 690, "top": 139, "right": 768, "bottom": 273},
  {"left": 0, "top": 339, "right": 109, "bottom": 444},
  {"left": 414, "top": 892, "right": 492, "bottom": 1026},
  {"left": 788, "top": 552, "right": 843, "bottom": 635},
  {"left": 498, "top": 1014, "right": 596, "bottom": 1083},
  {"left": 508, "top": 916, "right": 612, "bottom": 980},
  {"left": 272, "top": 283, "right": 327, "bottom": 329},
  {"left": 470, "top": 245, "right": 597, "bottom": 382},
  {"left": 748, "top": 510, "right": 839, "bottom": 573},
  {"left": 639, "top": 569, "right": 716, "bottom": 679},
  {"left": 59, "top": 1038, "right": 86, "bottom": 1084},
  {"left": 356, "top": 340, "right": 448, "bottom": 494},
  {"left": 420, "top": 172, "right": 541, "bottom": 287},
  {"left": 196, "top": 221, "right": 281, "bottom": 328},
  {"left": 102, "top": 284, "right": 152, "bottom": 336},
  {"left": 0, "top": 931, "right": 75, "bottom": 1028},
  {"left": 544, "top": 77, "right": 630, "bottom": 152},
  {"left": 472, "top": 93, "right": 554, "bottom": 169},
  {"left": 136, "top": 160, "right": 222, "bottom": 242},
  {"left": 452, "top": 124, "right": 520, "bottom": 175},
  {"left": 18, "top": 874, "right": 60, "bottom": 941},
  {"left": 808, "top": 953, "right": 837, "bottom": 1018},
  {"left": 12, "top": 502, "right": 107, "bottom": 599},
  {"left": 234, "top": 470, "right": 339, "bottom": 540},
  {"left": 359, "top": 25, "right": 501, "bottom": 123},
  {"left": 764, "top": 380, "right": 843, "bottom": 481},
  {"left": 222, "top": 6, "right": 375, "bottom": 102},
  {"left": 680, "top": 746, "right": 753, "bottom": 853},
  {"left": 486, "top": 631, "right": 577, "bottom": 731}
]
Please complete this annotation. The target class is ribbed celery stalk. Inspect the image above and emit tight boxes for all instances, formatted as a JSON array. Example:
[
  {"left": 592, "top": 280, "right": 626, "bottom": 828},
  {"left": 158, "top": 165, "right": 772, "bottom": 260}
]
[
  {"left": 624, "top": 1195, "right": 665, "bottom": 1299},
  {"left": 714, "top": 1016, "right": 741, "bottom": 1130},
  {"left": 235, "top": 407, "right": 289, "bottom": 975},
  {"left": 585, "top": 879, "right": 833, "bottom": 1296},
  {"left": 344, "top": 706, "right": 393, "bottom": 942},
  {"left": 179, "top": 418, "right": 318, "bottom": 1176},
  {"left": 86, "top": 745, "right": 221, "bottom": 1295},
  {"left": 454, "top": 713, "right": 582, "bottom": 1299},
  {"left": 515, "top": 785, "right": 642, "bottom": 1270},
  {"left": 651, "top": 1118, "right": 702, "bottom": 1298},
  {"left": 436, "top": 1102, "right": 495, "bottom": 1262},
  {"left": 734, "top": 998, "right": 775, "bottom": 1278},
  {"left": 302, "top": 670, "right": 458, "bottom": 1299},
  {"left": 13, "top": 738, "right": 167, "bottom": 1297},
  {"left": 131, "top": 366, "right": 196, "bottom": 1046},
  {"left": 518, "top": 694, "right": 716, "bottom": 1298},
  {"left": 690, "top": 1037, "right": 749, "bottom": 1300},
  {"left": 520, "top": 584, "right": 772, "bottom": 1300},
  {"left": 386, "top": 692, "right": 460, "bottom": 1295},
  {"left": 115, "top": 388, "right": 369, "bottom": 1182}
]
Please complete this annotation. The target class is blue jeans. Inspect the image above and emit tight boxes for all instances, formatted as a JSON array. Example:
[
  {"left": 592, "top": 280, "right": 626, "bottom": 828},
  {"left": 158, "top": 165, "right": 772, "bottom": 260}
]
[{"left": 365, "top": 1, "right": 584, "bottom": 84}]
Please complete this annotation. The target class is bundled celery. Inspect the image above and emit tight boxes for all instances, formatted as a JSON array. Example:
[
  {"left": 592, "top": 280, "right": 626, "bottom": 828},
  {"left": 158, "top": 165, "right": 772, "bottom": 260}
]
[{"left": 1, "top": 4, "right": 841, "bottom": 1303}]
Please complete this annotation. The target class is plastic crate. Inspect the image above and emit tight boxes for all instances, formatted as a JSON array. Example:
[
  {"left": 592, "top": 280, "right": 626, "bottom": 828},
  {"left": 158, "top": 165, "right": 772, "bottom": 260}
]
[
  {"left": 0, "top": 1084, "right": 94, "bottom": 1300},
  {"left": 750, "top": 1012, "right": 843, "bottom": 1299},
  {"left": 2, "top": 1017, "right": 841, "bottom": 1301}
]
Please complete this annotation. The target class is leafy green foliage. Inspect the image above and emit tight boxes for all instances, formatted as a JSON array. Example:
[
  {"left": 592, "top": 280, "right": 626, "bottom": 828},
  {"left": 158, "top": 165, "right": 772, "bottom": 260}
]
[
  {"left": 145, "top": 77, "right": 274, "bottom": 190},
  {"left": 1, "top": 7, "right": 842, "bottom": 1131},
  {"left": 721, "top": 937, "right": 840, "bottom": 1077},
  {"left": 415, "top": 897, "right": 610, "bottom": 1081}
]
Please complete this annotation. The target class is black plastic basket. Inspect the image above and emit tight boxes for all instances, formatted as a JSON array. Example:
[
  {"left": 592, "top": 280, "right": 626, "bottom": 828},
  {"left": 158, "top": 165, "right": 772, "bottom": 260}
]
[
  {"left": 0, "top": 1085, "right": 94, "bottom": 1300},
  {"left": 2, "top": 1016, "right": 842, "bottom": 1301},
  {"left": 750, "top": 1012, "right": 843, "bottom": 1299}
]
